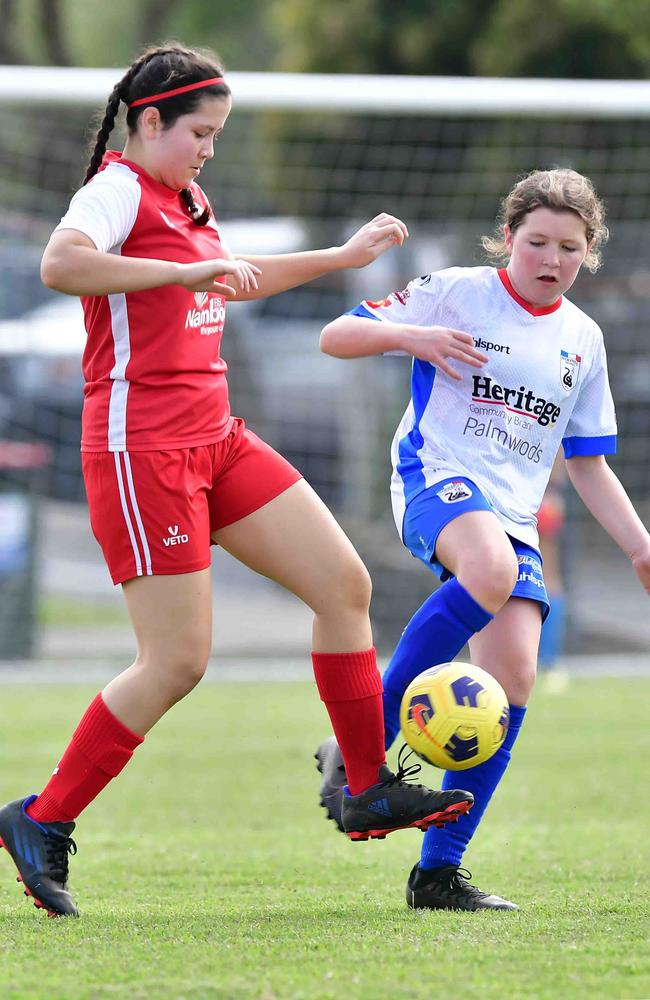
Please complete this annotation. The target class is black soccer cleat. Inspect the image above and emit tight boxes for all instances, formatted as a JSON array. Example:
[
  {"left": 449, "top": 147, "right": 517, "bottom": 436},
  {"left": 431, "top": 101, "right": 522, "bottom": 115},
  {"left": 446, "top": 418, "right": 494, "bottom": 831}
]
[
  {"left": 406, "top": 863, "right": 518, "bottom": 911},
  {"left": 0, "top": 796, "right": 78, "bottom": 917},
  {"left": 315, "top": 739, "right": 474, "bottom": 839},
  {"left": 340, "top": 745, "right": 474, "bottom": 841}
]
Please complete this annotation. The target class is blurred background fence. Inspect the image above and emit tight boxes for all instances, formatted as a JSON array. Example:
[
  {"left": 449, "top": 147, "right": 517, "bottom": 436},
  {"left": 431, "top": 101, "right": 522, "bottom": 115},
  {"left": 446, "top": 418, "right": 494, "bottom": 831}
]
[{"left": 0, "top": 70, "right": 649, "bottom": 662}]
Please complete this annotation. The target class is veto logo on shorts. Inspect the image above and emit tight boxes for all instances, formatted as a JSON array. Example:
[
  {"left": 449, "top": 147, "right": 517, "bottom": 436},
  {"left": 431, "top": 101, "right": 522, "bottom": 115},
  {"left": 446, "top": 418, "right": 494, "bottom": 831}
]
[
  {"left": 163, "top": 524, "right": 189, "bottom": 547},
  {"left": 437, "top": 481, "right": 473, "bottom": 504}
]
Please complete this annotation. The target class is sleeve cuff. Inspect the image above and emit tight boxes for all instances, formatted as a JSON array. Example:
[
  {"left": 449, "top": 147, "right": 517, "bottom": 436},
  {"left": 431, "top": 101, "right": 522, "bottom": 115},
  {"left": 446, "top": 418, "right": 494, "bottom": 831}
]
[
  {"left": 345, "top": 304, "right": 380, "bottom": 320},
  {"left": 562, "top": 434, "right": 617, "bottom": 459}
]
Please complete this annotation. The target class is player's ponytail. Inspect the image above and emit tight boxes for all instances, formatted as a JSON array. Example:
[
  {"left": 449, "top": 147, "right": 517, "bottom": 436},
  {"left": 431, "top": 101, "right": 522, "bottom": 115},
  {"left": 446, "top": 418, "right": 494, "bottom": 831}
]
[
  {"left": 83, "top": 84, "right": 122, "bottom": 185},
  {"left": 179, "top": 187, "right": 211, "bottom": 226},
  {"left": 84, "top": 50, "right": 161, "bottom": 186},
  {"left": 83, "top": 44, "right": 229, "bottom": 227}
]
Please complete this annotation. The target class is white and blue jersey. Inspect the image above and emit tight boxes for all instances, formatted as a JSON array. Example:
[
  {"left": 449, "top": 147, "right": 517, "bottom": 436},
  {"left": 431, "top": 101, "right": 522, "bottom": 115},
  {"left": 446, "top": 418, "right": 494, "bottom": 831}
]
[{"left": 348, "top": 266, "right": 617, "bottom": 549}]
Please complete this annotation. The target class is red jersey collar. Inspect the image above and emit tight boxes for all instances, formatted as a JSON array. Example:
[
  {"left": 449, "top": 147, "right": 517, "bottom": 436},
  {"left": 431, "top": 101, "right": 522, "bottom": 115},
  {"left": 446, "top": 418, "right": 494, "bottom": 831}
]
[
  {"left": 100, "top": 151, "right": 182, "bottom": 202},
  {"left": 497, "top": 268, "right": 563, "bottom": 316}
]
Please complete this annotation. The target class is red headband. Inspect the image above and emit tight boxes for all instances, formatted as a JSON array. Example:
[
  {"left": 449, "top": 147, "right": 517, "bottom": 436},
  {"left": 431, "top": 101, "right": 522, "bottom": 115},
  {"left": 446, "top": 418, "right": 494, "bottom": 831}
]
[{"left": 128, "top": 77, "right": 226, "bottom": 109}]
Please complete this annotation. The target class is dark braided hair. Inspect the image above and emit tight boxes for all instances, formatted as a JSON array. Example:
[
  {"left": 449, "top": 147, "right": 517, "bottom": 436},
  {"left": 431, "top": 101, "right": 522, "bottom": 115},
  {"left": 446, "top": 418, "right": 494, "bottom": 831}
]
[{"left": 84, "top": 44, "right": 230, "bottom": 227}]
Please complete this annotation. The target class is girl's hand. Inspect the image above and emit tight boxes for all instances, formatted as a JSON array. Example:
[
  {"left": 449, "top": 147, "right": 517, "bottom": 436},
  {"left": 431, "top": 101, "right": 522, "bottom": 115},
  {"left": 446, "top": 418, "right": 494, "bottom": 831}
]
[
  {"left": 178, "top": 258, "right": 261, "bottom": 296},
  {"left": 631, "top": 546, "right": 650, "bottom": 596},
  {"left": 401, "top": 326, "right": 489, "bottom": 380},
  {"left": 336, "top": 213, "right": 409, "bottom": 268}
]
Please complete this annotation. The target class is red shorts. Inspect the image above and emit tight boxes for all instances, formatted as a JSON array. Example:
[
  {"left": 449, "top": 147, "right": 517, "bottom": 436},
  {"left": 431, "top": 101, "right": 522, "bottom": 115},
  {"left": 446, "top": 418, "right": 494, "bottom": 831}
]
[{"left": 82, "top": 418, "right": 302, "bottom": 585}]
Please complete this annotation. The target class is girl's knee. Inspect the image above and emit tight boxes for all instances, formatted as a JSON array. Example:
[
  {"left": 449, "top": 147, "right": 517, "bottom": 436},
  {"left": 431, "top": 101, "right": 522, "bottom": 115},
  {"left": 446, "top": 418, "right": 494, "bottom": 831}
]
[
  {"left": 457, "top": 548, "right": 519, "bottom": 612},
  {"left": 336, "top": 557, "right": 372, "bottom": 613},
  {"left": 137, "top": 641, "right": 211, "bottom": 704},
  {"left": 503, "top": 661, "right": 537, "bottom": 705},
  {"left": 313, "top": 555, "right": 371, "bottom": 616}
]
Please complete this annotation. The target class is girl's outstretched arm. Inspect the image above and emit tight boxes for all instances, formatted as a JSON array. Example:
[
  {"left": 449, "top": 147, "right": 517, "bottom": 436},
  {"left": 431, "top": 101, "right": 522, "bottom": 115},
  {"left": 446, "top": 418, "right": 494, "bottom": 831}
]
[
  {"left": 566, "top": 454, "right": 650, "bottom": 594},
  {"left": 41, "top": 229, "right": 260, "bottom": 297},
  {"left": 320, "top": 314, "right": 488, "bottom": 380},
  {"left": 224, "top": 213, "right": 408, "bottom": 301}
]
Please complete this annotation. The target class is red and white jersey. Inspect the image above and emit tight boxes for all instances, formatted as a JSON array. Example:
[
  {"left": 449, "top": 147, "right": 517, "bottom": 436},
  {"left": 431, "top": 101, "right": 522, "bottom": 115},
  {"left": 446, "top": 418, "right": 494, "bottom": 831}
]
[{"left": 55, "top": 151, "right": 233, "bottom": 451}]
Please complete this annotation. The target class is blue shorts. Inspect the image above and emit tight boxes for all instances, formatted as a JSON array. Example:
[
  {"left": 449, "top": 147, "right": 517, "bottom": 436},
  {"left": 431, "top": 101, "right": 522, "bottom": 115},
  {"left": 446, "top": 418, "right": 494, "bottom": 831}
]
[{"left": 402, "top": 476, "right": 550, "bottom": 621}]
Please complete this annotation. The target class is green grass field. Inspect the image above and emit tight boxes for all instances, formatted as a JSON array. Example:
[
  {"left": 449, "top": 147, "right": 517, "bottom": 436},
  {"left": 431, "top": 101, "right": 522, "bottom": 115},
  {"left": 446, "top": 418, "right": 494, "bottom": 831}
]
[{"left": 1, "top": 677, "right": 648, "bottom": 1000}]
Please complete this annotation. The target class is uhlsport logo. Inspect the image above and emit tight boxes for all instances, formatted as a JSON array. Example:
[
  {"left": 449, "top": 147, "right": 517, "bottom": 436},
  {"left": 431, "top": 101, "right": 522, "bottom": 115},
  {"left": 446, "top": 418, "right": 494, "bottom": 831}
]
[
  {"left": 163, "top": 524, "right": 189, "bottom": 547},
  {"left": 517, "top": 553, "right": 544, "bottom": 588},
  {"left": 185, "top": 292, "right": 226, "bottom": 335},
  {"left": 474, "top": 337, "right": 511, "bottom": 355},
  {"left": 437, "top": 481, "right": 473, "bottom": 504},
  {"left": 561, "top": 350, "right": 581, "bottom": 391}
]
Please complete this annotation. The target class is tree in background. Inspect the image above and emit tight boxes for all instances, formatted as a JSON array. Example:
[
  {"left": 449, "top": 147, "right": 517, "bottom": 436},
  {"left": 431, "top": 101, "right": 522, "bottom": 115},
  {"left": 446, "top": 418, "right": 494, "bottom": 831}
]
[
  {"left": 0, "top": 0, "right": 275, "bottom": 70},
  {"left": 1, "top": 0, "right": 648, "bottom": 77},
  {"left": 269, "top": 0, "right": 650, "bottom": 79},
  {"left": 0, "top": 0, "right": 73, "bottom": 65}
]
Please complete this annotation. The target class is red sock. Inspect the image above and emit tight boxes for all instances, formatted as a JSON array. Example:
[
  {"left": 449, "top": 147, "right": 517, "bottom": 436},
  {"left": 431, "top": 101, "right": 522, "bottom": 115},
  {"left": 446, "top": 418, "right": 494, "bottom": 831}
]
[
  {"left": 26, "top": 693, "right": 143, "bottom": 823},
  {"left": 312, "top": 647, "right": 386, "bottom": 795}
]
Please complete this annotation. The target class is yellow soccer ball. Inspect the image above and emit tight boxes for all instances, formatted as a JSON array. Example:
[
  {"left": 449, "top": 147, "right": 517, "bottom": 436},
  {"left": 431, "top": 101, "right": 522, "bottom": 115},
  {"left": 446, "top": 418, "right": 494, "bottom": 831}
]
[{"left": 400, "top": 662, "right": 509, "bottom": 770}]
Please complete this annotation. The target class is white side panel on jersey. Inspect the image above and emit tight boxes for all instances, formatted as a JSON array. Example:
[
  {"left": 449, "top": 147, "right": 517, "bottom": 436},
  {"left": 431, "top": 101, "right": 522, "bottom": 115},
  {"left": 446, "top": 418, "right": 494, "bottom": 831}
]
[
  {"left": 107, "top": 246, "right": 131, "bottom": 451},
  {"left": 56, "top": 162, "right": 143, "bottom": 451}
]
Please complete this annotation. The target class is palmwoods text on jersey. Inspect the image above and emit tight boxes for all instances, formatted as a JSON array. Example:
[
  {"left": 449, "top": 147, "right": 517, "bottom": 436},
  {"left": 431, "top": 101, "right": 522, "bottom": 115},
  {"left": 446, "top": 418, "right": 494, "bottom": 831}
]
[
  {"left": 464, "top": 374, "right": 563, "bottom": 465},
  {"left": 185, "top": 292, "right": 226, "bottom": 336}
]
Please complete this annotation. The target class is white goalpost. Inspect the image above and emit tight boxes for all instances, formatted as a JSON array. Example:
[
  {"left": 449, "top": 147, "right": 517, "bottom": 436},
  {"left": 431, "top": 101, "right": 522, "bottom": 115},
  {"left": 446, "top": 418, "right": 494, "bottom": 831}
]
[{"left": 1, "top": 66, "right": 650, "bottom": 116}]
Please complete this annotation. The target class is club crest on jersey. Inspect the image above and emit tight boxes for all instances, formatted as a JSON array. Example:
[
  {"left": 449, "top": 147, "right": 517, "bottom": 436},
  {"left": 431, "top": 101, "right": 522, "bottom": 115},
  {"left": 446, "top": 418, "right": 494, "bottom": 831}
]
[
  {"left": 365, "top": 296, "right": 392, "bottom": 309},
  {"left": 560, "top": 350, "right": 581, "bottom": 391},
  {"left": 437, "top": 481, "right": 473, "bottom": 504}
]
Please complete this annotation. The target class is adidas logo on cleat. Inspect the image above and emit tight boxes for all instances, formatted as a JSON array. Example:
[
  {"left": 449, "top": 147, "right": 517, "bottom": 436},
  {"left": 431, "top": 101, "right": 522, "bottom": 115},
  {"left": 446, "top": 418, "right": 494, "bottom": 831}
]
[{"left": 368, "top": 797, "right": 392, "bottom": 817}]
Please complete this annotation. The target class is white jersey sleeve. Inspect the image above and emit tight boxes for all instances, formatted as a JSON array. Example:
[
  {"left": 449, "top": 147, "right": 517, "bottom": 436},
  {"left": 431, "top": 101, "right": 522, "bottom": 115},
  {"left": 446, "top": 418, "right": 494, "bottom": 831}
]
[
  {"left": 561, "top": 328, "right": 617, "bottom": 458},
  {"left": 346, "top": 273, "right": 446, "bottom": 354},
  {"left": 54, "top": 163, "right": 141, "bottom": 253}
]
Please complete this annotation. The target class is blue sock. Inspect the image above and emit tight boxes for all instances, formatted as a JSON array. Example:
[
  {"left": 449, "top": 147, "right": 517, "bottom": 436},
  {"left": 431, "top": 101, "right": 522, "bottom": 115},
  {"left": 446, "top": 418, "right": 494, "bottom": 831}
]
[
  {"left": 382, "top": 578, "right": 493, "bottom": 749},
  {"left": 419, "top": 703, "right": 527, "bottom": 870}
]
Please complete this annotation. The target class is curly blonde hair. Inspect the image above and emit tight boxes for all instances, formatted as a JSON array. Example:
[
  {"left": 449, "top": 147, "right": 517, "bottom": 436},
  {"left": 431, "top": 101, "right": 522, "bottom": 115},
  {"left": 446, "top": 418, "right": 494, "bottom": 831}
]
[{"left": 481, "top": 168, "right": 608, "bottom": 273}]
